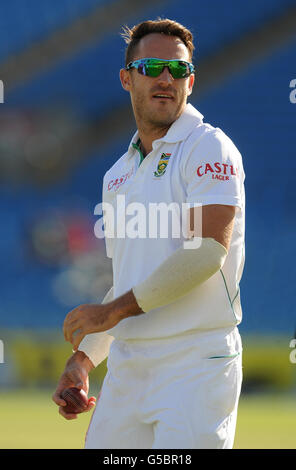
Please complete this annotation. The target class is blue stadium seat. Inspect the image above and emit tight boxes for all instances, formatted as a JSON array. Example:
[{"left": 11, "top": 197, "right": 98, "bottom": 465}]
[{"left": 0, "top": 0, "right": 114, "bottom": 62}]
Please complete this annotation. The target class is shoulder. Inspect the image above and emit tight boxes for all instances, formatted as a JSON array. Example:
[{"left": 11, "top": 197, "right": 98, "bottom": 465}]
[
  {"left": 182, "top": 123, "right": 243, "bottom": 174},
  {"left": 186, "top": 122, "right": 241, "bottom": 155}
]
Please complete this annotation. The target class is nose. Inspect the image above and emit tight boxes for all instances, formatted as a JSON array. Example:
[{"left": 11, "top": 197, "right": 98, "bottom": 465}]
[{"left": 156, "top": 66, "right": 174, "bottom": 85}]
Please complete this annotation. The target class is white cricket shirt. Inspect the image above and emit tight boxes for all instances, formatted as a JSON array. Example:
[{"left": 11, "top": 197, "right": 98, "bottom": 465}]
[{"left": 103, "top": 103, "right": 245, "bottom": 340}]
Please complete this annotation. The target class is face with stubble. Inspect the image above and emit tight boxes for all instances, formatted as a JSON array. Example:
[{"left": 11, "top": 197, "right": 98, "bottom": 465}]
[{"left": 120, "top": 33, "right": 195, "bottom": 133}]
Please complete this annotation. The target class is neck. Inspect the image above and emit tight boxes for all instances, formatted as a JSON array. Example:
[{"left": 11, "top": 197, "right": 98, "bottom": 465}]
[{"left": 137, "top": 123, "right": 171, "bottom": 156}]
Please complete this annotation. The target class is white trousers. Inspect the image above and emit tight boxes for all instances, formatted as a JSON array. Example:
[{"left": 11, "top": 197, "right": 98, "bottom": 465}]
[{"left": 85, "top": 327, "right": 243, "bottom": 449}]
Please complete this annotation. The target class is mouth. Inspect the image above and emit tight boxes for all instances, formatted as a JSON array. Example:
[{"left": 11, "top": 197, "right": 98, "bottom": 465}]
[{"left": 152, "top": 93, "right": 174, "bottom": 101}]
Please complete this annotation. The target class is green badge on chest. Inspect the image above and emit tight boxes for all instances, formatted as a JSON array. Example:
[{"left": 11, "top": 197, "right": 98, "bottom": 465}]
[{"left": 154, "top": 153, "right": 171, "bottom": 177}]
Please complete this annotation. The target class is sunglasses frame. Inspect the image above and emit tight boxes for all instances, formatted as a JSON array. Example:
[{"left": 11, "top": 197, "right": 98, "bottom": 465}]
[{"left": 126, "top": 57, "right": 195, "bottom": 79}]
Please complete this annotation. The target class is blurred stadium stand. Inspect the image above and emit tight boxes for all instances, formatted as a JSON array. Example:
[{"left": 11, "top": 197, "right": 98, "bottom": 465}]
[
  {"left": 0, "top": 0, "right": 113, "bottom": 62},
  {"left": 0, "top": 0, "right": 295, "bottom": 339}
]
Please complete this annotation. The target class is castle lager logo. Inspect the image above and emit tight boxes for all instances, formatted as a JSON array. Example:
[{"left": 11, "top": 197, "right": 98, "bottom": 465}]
[
  {"left": 154, "top": 153, "right": 171, "bottom": 177},
  {"left": 196, "top": 161, "right": 237, "bottom": 181}
]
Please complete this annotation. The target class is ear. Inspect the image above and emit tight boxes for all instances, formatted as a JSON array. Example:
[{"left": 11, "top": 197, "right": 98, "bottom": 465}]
[
  {"left": 120, "top": 68, "right": 131, "bottom": 92},
  {"left": 187, "top": 73, "right": 195, "bottom": 97}
]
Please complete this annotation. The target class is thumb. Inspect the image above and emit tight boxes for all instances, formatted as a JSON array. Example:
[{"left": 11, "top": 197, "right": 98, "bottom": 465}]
[{"left": 75, "top": 380, "right": 83, "bottom": 389}]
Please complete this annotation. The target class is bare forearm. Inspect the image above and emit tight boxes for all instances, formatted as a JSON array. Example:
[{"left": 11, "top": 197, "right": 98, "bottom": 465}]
[{"left": 108, "top": 289, "right": 144, "bottom": 324}]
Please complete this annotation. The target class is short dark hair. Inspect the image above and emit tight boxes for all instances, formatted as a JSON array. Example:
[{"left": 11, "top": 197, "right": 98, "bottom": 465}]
[{"left": 121, "top": 18, "right": 195, "bottom": 66}]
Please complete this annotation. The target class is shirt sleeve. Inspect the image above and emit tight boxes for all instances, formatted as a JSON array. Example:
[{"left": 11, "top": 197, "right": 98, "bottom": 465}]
[{"left": 183, "top": 129, "right": 245, "bottom": 208}]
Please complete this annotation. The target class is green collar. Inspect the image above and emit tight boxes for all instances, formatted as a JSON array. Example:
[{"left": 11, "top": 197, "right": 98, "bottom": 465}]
[{"left": 132, "top": 138, "right": 145, "bottom": 166}]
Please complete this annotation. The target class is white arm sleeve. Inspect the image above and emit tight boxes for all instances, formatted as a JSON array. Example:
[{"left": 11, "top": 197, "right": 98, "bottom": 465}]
[
  {"left": 77, "top": 287, "right": 114, "bottom": 367},
  {"left": 133, "top": 238, "right": 227, "bottom": 313}
]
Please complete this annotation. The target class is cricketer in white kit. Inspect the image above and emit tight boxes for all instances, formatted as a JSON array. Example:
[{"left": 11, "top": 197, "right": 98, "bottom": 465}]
[{"left": 53, "top": 19, "right": 245, "bottom": 449}]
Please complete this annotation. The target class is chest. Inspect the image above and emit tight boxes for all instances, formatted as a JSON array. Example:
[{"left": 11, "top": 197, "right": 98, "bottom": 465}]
[{"left": 105, "top": 142, "right": 185, "bottom": 208}]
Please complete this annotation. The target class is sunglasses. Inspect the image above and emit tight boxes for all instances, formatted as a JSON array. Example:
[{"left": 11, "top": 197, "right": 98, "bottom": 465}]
[{"left": 126, "top": 58, "right": 195, "bottom": 79}]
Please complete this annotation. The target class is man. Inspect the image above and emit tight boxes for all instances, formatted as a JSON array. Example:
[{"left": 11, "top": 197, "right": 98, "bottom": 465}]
[{"left": 53, "top": 19, "right": 245, "bottom": 449}]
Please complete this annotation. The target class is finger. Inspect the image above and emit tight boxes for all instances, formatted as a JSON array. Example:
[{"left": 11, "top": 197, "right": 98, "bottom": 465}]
[
  {"left": 59, "top": 406, "right": 78, "bottom": 420},
  {"left": 72, "top": 329, "right": 85, "bottom": 351},
  {"left": 88, "top": 397, "right": 96, "bottom": 406},
  {"left": 83, "top": 398, "right": 96, "bottom": 413},
  {"left": 63, "top": 310, "right": 77, "bottom": 342},
  {"left": 63, "top": 317, "right": 70, "bottom": 342},
  {"left": 63, "top": 311, "right": 73, "bottom": 341},
  {"left": 64, "top": 319, "right": 78, "bottom": 343},
  {"left": 52, "top": 391, "right": 67, "bottom": 407},
  {"left": 64, "top": 318, "right": 80, "bottom": 344},
  {"left": 68, "top": 320, "right": 81, "bottom": 345}
]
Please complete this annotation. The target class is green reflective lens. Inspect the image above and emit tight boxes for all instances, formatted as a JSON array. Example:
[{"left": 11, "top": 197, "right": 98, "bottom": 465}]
[
  {"left": 146, "top": 61, "right": 165, "bottom": 77},
  {"left": 168, "top": 61, "right": 189, "bottom": 78},
  {"left": 126, "top": 58, "right": 195, "bottom": 79}
]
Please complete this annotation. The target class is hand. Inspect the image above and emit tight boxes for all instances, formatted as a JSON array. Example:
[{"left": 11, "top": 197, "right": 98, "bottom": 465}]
[
  {"left": 52, "top": 351, "right": 96, "bottom": 420},
  {"left": 63, "top": 303, "right": 120, "bottom": 351},
  {"left": 63, "top": 290, "right": 143, "bottom": 351}
]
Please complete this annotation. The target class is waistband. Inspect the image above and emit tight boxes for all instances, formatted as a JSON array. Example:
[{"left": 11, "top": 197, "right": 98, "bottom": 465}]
[{"left": 108, "top": 326, "right": 242, "bottom": 365}]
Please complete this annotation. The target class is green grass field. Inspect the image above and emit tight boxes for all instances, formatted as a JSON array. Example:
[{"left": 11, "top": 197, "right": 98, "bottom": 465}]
[{"left": 0, "top": 389, "right": 295, "bottom": 449}]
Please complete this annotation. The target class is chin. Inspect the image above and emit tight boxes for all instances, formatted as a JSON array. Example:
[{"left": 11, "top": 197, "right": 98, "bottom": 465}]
[{"left": 149, "top": 108, "right": 178, "bottom": 127}]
